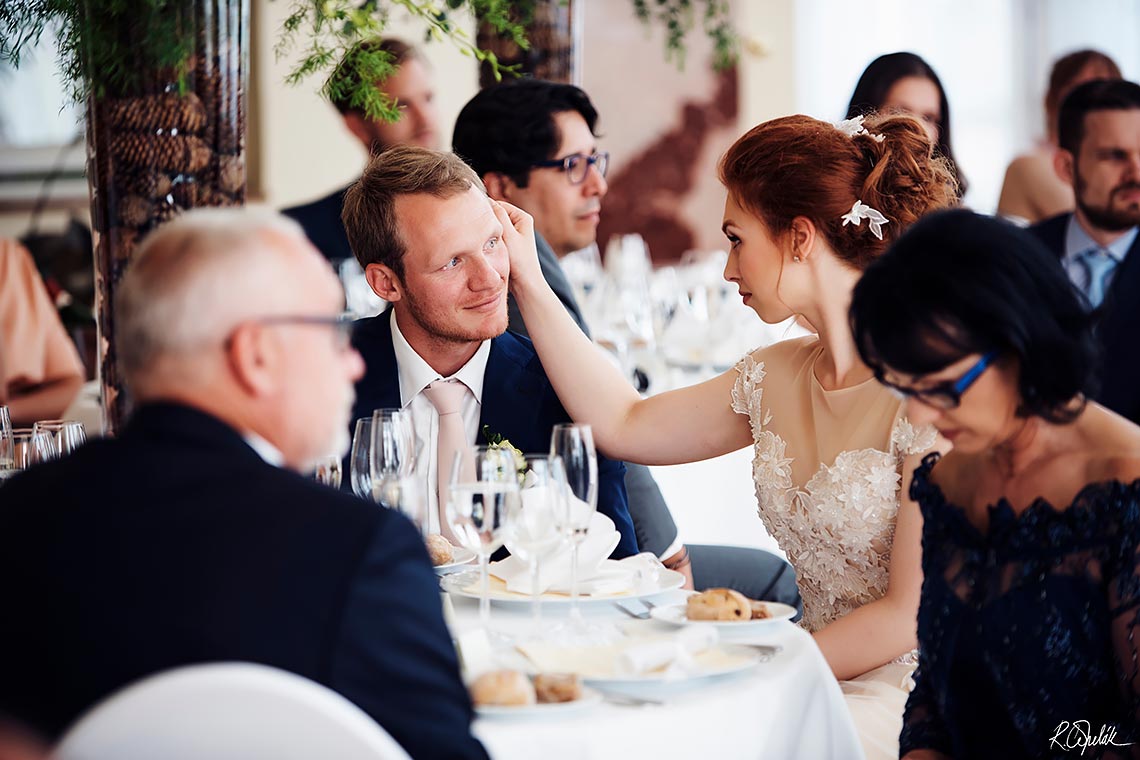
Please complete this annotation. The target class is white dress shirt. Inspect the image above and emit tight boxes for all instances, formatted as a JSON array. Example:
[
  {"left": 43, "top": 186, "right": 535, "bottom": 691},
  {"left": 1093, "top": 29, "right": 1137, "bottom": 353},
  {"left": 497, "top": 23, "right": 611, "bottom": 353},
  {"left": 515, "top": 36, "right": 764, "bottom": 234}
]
[
  {"left": 391, "top": 315, "right": 491, "bottom": 534},
  {"left": 1062, "top": 216, "right": 1138, "bottom": 299},
  {"left": 243, "top": 432, "right": 285, "bottom": 468}
]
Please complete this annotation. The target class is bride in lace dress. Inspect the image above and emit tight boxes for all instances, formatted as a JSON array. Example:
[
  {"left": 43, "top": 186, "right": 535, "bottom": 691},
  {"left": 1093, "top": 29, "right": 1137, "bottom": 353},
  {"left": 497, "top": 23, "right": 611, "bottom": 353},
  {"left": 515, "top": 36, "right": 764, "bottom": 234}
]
[{"left": 499, "top": 112, "right": 957, "bottom": 759}]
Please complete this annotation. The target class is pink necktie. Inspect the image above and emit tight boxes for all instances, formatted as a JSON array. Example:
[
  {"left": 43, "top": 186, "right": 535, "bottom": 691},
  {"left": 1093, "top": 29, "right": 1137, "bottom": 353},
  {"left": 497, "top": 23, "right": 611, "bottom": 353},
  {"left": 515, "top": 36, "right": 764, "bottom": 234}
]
[{"left": 422, "top": 380, "right": 471, "bottom": 543}]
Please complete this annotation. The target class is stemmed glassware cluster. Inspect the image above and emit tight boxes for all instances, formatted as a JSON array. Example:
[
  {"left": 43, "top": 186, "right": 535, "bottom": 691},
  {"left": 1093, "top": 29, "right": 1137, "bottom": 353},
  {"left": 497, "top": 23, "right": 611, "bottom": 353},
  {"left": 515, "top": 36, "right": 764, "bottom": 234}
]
[
  {"left": 339, "top": 410, "right": 605, "bottom": 638},
  {"left": 0, "top": 407, "right": 87, "bottom": 484}
]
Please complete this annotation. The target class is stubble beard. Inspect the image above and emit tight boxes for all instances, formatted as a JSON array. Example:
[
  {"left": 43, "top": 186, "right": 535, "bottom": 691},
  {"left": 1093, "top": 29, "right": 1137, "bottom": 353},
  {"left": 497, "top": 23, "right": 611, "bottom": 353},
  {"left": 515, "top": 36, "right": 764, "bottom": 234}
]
[
  {"left": 1074, "top": 165, "right": 1140, "bottom": 232},
  {"left": 403, "top": 287, "right": 508, "bottom": 345}
]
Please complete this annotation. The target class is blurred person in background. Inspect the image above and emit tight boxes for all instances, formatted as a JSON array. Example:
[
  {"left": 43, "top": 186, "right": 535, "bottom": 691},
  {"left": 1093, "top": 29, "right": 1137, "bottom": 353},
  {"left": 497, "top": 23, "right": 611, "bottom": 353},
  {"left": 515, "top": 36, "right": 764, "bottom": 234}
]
[
  {"left": 1029, "top": 78, "right": 1140, "bottom": 425},
  {"left": 284, "top": 38, "right": 440, "bottom": 267},
  {"left": 0, "top": 239, "right": 84, "bottom": 425},
  {"left": 845, "top": 51, "right": 968, "bottom": 200},
  {"left": 999, "top": 49, "right": 1122, "bottom": 224}
]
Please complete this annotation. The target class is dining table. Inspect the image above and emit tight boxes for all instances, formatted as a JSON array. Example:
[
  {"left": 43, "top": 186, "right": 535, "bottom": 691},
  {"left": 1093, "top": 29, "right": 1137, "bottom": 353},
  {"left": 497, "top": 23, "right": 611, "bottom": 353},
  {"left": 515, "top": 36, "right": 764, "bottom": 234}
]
[{"left": 442, "top": 585, "right": 865, "bottom": 760}]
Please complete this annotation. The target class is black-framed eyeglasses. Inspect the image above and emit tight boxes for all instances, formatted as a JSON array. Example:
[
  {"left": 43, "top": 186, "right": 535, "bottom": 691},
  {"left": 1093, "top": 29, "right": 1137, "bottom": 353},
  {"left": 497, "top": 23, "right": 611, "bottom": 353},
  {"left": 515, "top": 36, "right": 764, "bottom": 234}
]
[
  {"left": 530, "top": 151, "right": 609, "bottom": 185},
  {"left": 240, "top": 312, "right": 356, "bottom": 350},
  {"left": 879, "top": 351, "right": 999, "bottom": 410}
]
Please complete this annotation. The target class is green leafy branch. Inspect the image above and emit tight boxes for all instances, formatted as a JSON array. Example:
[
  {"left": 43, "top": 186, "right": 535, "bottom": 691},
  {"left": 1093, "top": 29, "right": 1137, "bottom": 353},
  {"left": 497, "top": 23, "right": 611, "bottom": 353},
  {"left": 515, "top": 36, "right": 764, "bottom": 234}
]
[
  {"left": 276, "top": 0, "right": 528, "bottom": 123},
  {"left": 631, "top": 0, "right": 736, "bottom": 71}
]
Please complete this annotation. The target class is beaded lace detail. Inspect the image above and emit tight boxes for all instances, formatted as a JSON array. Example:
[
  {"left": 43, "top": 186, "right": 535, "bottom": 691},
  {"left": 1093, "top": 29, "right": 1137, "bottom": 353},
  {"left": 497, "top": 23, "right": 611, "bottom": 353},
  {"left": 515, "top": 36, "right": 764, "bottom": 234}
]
[{"left": 732, "top": 354, "right": 937, "bottom": 635}]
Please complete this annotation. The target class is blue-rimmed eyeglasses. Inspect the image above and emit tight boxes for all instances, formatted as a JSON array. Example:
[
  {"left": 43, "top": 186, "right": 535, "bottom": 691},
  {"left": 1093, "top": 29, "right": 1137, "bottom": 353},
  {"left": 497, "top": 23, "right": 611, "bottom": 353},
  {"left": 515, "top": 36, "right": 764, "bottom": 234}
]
[
  {"left": 879, "top": 351, "right": 999, "bottom": 410},
  {"left": 530, "top": 151, "right": 609, "bottom": 185},
  {"left": 235, "top": 313, "right": 356, "bottom": 351}
]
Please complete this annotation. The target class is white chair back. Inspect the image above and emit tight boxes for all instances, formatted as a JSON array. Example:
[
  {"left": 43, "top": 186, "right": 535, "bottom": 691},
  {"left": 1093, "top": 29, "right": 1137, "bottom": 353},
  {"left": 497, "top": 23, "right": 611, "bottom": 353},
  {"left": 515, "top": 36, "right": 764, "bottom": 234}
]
[{"left": 54, "top": 662, "right": 412, "bottom": 760}]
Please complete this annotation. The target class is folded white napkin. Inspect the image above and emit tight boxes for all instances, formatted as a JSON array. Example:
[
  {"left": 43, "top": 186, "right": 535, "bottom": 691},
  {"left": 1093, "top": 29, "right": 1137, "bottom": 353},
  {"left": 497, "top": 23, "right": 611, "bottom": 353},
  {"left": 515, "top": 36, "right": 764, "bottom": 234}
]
[
  {"left": 492, "top": 512, "right": 619, "bottom": 595},
  {"left": 615, "top": 625, "right": 719, "bottom": 677}
]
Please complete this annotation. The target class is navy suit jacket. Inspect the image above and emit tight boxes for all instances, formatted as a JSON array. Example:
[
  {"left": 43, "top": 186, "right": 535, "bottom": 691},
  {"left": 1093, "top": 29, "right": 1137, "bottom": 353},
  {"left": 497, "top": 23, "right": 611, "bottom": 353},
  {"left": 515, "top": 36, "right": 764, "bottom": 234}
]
[
  {"left": 283, "top": 185, "right": 354, "bottom": 265},
  {"left": 351, "top": 311, "right": 638, "bottom": 558},
  {"left": 1029, "top": 213, "right": 1140, "bottom": 424},
  {"left": 0, "top": 403, "right": 486, "bottom": 760}
]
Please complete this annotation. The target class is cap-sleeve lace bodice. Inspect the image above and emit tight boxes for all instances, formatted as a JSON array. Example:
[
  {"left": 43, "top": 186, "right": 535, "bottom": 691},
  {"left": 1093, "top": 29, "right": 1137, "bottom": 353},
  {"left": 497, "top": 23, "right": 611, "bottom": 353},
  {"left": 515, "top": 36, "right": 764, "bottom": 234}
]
[
  {"left": 731, "top": 339, "right": 936, "bottom": 634},
  {"left": 900, "top": 453, "right": 1140, "bottom": 758}
]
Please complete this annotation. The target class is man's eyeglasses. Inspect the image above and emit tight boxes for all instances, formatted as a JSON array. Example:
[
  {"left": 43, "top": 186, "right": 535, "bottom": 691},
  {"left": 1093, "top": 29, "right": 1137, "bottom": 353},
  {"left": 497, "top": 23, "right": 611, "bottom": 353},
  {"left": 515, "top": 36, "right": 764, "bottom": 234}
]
[
  {"left": 530, "top": 151, "right": 609, "bottom": 185},
  {"left": 879, "top": 351, "right": 998, "bottom": 410},
  {"left": 238, "top": 313, "right": 356, "bottom": 351}
]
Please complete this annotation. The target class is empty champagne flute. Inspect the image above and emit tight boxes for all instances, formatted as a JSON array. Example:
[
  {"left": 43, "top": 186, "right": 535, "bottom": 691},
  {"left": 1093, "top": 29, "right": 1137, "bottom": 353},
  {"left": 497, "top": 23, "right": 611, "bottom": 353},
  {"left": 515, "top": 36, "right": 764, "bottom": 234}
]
[
  {"left": 550, "top": 423, "right": 598, "bottom": 623},
  {"left": 31, "top": 419, "right": 86, "bottom": 460},
  {"left": 446, "top": 446, "right": 520, "bottom": 629},
  {"left": 349, "top": 417, "right": 373, "bottom": 500},
  {"left": 502, "top": 454, "right": 567, "bottom": 631}
]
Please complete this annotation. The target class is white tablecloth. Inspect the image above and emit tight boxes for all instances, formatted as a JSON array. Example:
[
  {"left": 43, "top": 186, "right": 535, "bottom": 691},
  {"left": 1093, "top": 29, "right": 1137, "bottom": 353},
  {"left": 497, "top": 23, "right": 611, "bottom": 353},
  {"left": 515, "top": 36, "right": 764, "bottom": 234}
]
[{"left": 444, "top": 590, "right": 864, "bottom": 760}]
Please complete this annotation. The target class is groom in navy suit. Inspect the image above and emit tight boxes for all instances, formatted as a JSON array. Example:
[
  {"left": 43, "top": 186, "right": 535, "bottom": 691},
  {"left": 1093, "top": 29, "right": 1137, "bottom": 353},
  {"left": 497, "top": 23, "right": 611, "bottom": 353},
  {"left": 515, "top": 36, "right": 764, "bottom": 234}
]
[
  {"left": 341, "top": 145, "right": 638, "bottom": 556},
  {"left": 1029, "top": 78, "right": 1140, "bottom": 423}
]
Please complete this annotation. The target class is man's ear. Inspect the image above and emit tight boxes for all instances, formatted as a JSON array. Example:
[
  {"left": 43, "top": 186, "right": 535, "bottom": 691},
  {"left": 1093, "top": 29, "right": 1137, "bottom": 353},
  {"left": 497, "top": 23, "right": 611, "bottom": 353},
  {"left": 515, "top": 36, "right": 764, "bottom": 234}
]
[
  {"left": 366, "top": 263, "right": 403, "bottom": 302},
  {"left": 226, "top": 324, "right": 278, "bottom": 397},
  {"left": 1054, "top": 148, "right": 1076, "bottom": 187},
  {"left": 482, "top": 172, "right": 514, "bottom": 202},
  {"left": 342, "top": 112, "right": 376, "bottom": 154}
]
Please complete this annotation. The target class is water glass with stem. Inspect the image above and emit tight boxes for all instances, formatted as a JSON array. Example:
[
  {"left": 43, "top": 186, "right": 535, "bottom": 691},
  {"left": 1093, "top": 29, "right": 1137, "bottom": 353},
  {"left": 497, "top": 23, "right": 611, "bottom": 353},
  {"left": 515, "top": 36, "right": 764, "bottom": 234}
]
[
  {"left": 503, "top": 454, "right": 567, "bottom": 632},
  {"left": 549, "top": 423, "right": 598, "bottom": 622},
  {"left": 31, "top": 420, "right": 86, "bottom": 460},
  {"left": 349, "top": 417, "right": 374, "bottom": 500},
  {"left": 446, "top": 446, "right": 520, "bottom": 629},
  {"left": 0, "top": 406, "right": 13, "bottom": 483}
]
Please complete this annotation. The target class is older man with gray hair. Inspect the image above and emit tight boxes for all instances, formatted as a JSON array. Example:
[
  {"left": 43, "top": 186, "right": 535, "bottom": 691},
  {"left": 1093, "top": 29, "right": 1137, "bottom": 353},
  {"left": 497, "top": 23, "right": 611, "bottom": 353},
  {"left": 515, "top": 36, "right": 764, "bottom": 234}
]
[{"left": 0, "top": 208, "right": 488, "bottom": 760}]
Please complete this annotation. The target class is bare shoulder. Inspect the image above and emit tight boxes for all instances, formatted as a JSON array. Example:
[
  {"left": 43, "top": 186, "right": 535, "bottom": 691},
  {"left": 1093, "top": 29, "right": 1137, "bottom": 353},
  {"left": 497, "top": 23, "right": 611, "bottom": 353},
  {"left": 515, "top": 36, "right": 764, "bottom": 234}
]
[{"left": 1080, "top": 404, "right": 1140, "bottom": 483}]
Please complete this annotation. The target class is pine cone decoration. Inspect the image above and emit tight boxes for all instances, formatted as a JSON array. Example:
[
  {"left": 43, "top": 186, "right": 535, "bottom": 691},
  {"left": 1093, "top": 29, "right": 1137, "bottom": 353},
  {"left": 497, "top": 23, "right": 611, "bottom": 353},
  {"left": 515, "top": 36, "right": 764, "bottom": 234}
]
[
  {"left": 116, "top": 168, "right": 174, "bottom": 198},
  {"left": 105, "top": 93, "right": 208, "bottom": 134},
  {"left": 107, "top": 227, "right": 140, "bottom": 262},
  {"left": 155, "top": 201, "right": 183, "bottom": 223},
  {"left": 119, "top": 195, "right": 153, "bottom": 228},
  {"left": 111, "top": 133, "right": 212, "bottom": 174},
  {"left": 217, "top": 154, "right": 244, "bottom": 194},
  {"left": 170, "top": 181, "right": 198, "bottom": 207}
]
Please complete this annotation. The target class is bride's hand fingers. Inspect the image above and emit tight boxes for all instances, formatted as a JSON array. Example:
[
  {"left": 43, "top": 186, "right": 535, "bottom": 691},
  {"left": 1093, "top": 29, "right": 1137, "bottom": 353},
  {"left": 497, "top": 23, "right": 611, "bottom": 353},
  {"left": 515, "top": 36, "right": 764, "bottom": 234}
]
[{"left": 492, "top": 199, "right": 534, "bottom": 240}]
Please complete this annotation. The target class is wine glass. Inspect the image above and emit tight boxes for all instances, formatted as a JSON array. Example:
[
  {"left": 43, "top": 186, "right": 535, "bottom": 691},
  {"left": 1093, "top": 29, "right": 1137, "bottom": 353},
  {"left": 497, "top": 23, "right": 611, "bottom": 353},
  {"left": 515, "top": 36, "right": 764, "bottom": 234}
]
[
  {"left": 311, "top": 455, "right": 342, "bottom": 489},
  {"left": 8, "top": 428, "right": 55, "bottom": 472},
  {"left": 446, "top": 446, "right": 520, "bottom": 629},
  {"left": 549, "top": 423, "right": 598, "bottom": 623},
  {"left": 31, "top": 419, "right": 86, "bottom": 460},
  {"left": 502, "top": 454, "right": 567, "bottom": 631},
  {"left": 0, "top": 406, "right": 14, "bottom": 483},
  {"left": 369, "top": 408, "right": 416, "bottom": 502},
  {"left": 349, "top": 417, "right": 373, "bottom": 500}
]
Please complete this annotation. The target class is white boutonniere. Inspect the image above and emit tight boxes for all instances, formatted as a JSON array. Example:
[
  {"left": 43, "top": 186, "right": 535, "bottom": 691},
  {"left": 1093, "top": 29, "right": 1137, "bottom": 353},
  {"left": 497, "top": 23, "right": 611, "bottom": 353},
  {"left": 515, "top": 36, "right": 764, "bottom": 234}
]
[{"left": 482, "top": 425, "right": 527, "bottom": 482}]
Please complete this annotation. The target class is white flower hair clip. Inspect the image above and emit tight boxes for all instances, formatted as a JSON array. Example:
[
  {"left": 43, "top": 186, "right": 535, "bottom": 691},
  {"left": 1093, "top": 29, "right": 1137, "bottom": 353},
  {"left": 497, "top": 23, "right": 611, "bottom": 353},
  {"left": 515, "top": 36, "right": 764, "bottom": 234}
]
[
  {"left": 841, "top": 200, "right": 889, "bottom": 240},
  {"left": 834, "top": 115, "right": 885, "bottom": 142}
]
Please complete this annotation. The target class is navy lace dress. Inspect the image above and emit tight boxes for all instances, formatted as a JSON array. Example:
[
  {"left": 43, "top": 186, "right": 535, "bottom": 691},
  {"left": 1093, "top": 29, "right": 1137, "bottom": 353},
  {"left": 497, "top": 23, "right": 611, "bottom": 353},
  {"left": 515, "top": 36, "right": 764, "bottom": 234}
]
[{"left": 900, "top": 453, "right": 1140, "bottom": 759}]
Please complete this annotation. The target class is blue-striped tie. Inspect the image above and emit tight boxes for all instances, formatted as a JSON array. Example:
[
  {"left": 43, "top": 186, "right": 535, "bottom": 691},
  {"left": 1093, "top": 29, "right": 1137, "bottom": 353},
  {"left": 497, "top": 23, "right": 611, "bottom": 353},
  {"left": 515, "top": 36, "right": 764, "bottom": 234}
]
[{"left": 1079, "top": 248, "right": 1117, "bottom": 308}]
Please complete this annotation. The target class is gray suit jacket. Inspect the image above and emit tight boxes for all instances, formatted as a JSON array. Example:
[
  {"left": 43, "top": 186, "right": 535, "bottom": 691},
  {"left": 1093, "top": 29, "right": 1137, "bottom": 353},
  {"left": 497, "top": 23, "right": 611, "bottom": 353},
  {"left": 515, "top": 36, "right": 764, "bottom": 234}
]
[{"left": 507, "top": 232, "right": 589, "bottom": 338}]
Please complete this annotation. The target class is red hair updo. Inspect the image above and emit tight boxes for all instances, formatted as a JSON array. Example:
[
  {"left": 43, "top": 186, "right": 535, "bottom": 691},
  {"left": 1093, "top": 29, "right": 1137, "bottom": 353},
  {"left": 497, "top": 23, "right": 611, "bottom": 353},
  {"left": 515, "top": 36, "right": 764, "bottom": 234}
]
[{"left": 718, "top": 113, "right": 958, "bottom": 271}]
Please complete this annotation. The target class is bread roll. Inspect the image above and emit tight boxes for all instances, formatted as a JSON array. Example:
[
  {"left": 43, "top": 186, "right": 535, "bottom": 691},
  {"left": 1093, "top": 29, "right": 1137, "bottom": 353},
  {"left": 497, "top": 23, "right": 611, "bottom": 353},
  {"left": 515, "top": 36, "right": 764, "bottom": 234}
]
[
  {"left": 425, "top": 534, "right": 454, "bottom": 566},
  {"left": 533, "top": 673, "right": 582, "bottom": 703},
  {"left": 469, "top": 670, "right": 536, "bottom": 707},
  {"left": 750, "top": 600, "right": 772, "bottom": 620},
  {"left": 686, "top": 587, "right": 751, "bottom": 621}
]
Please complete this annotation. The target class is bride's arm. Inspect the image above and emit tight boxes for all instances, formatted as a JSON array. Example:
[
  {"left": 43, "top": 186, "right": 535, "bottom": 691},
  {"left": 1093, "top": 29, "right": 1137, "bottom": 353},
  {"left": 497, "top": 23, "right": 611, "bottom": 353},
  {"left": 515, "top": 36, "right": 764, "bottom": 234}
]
[
  {"left": 493, "top": 200, "right": 751, "bottom": 464},
  {"left": 812, "top": 448, "right": 928, "bottom": 680}
]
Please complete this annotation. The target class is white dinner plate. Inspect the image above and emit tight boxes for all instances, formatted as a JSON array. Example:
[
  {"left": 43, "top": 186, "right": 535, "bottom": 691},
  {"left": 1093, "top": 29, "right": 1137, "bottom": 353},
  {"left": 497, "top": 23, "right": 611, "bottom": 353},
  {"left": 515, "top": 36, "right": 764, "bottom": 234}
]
[
  {"left": 649, "top": 600, "right": 798, "bottom": 630},
  {"left": 474, "top": 687, "right": 602, "bottom": 718},
  {"left": 558, "top": 643, "right": 762, "bottom": 687},
  {"left": 440, "top": 567, "right": 685, "bottom": 606},
  {"left": 434, "top": 546, "right": 476, "bottom": 575}
]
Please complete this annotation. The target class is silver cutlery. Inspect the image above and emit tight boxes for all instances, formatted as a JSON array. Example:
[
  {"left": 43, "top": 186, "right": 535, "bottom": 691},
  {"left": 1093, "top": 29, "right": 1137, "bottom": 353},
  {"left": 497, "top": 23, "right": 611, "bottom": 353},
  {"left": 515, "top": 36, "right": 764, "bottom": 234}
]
[
  {"left": 613, "top": 601, "right": 650, "bottom": 620},
  {"left": 593, "top": 689, "right": 664, "bottom": 707}
]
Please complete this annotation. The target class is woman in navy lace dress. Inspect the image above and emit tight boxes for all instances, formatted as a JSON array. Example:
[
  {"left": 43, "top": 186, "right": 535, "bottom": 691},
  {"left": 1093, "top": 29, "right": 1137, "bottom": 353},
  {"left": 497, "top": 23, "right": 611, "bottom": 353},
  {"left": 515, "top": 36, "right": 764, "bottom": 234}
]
[{"left": 849, "top": 209, "right": 1140, "bottom": 759}]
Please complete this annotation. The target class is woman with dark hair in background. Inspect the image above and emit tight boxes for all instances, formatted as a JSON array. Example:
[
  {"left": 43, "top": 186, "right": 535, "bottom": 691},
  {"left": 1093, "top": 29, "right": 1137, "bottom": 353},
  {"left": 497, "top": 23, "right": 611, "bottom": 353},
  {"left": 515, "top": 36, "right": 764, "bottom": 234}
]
[
  {"left": 846, "top": 52, "right": 968, "bottom": 199},
  {"left": 502, "top": 110, "right": 958, "bottom": 760},
  {"left": 999, "top": 49, "right": 1122, "bottom": 225},
  {"left": 850, "top": 209, "right": 1140, "bottom": 759}
]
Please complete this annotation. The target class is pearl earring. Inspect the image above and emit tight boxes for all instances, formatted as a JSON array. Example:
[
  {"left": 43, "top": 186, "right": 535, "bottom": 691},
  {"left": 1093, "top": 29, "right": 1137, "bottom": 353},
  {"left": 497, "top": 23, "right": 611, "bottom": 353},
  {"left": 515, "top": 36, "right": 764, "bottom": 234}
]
[{"left": 793, "top": 255, "right": 802, "bottom": 263}]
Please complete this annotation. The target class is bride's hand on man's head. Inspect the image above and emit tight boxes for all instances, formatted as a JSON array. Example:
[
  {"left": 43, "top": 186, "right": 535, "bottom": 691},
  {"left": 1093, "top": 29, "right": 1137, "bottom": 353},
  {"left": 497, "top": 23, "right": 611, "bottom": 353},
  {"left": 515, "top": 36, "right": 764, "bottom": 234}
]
[{"left": 491, "top": 200, "right": 543, "bottom": 293}]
